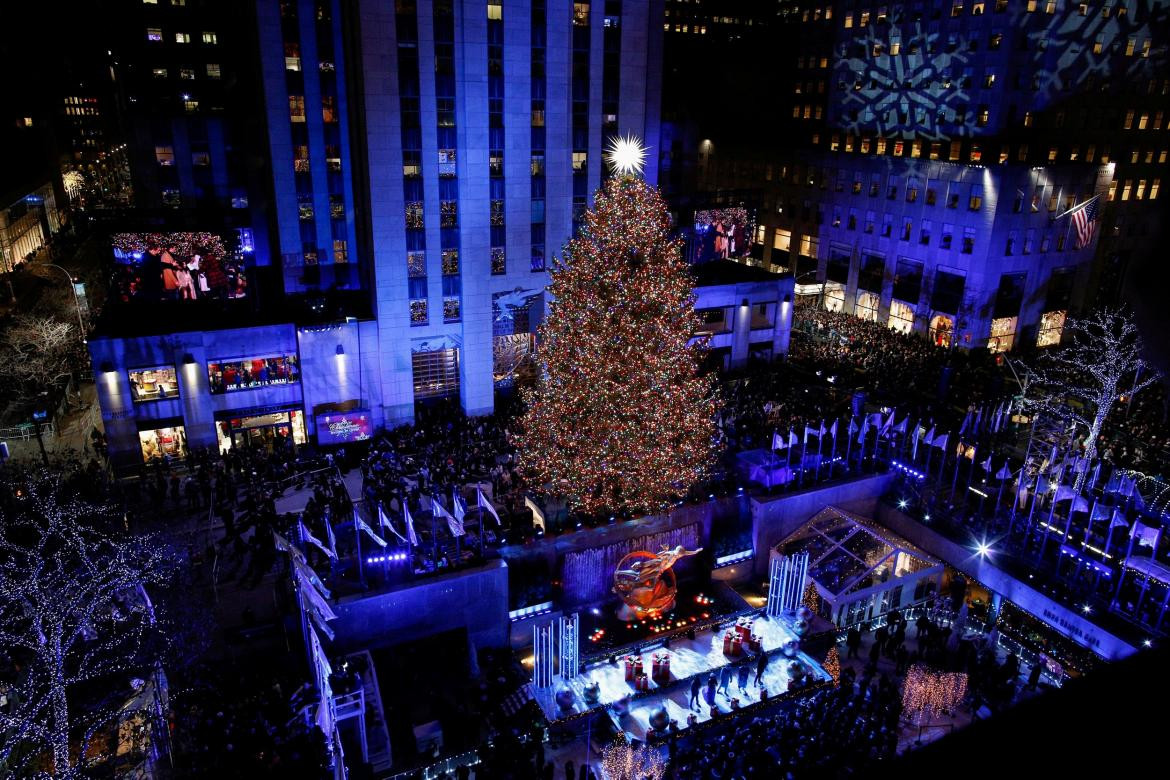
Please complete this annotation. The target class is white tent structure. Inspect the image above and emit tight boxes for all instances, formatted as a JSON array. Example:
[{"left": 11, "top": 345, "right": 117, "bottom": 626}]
[{"left": 772, "top": 506, "right": 944, "bottom": 627}]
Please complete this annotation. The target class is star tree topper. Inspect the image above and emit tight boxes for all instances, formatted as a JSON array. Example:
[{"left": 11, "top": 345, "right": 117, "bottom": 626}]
[{"left": 604, "top": 133, "right": 648, "bottom": 176}]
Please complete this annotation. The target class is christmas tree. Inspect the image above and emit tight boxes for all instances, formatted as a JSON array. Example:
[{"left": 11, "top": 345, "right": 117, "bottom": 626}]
[
  {"left": 824, "top": 646, "right": 841, "bottom": 685},
  {"left": 515, "top": 173, "right": 718, "bottom": 517}
]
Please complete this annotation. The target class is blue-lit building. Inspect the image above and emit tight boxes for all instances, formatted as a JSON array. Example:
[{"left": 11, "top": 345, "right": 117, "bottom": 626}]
[
  {"left": 91, "top": 0, "right": 671, "bottom": 469},
  {"left": 690, "top": 0, "right": 1169, "bottom": 346}
]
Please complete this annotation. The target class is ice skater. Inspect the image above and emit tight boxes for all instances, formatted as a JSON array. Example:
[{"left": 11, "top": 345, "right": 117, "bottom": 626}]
[
  {"left": 754, "top": 650, "right": 769, "bottom": 686},
  {"left": 718, "top": 665, "right": 732, "bottom": 697},
  {"left": 689, "top": 676, "right": 701, "bottom": 709},
  {"left": 737, "top": 662, "right": 750, "bottom": 691}
]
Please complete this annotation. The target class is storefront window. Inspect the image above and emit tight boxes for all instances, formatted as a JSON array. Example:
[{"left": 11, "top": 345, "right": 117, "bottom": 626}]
[
  {"left": 856, "top": 291, "right": 880, "bottom": 322},
  {"left": 989, "top": 316, "right": 1017, "bottom": 352},
  {"left": 1037, "top": 310, "right": 1066, "bottom": 347},
  {"left": 216, "top": 409, "right": 307, "bottom": 453},
  {"left": 128, "top": 366, "right": 179, "bottom": 402},
  {"left": 139, "top": 425, "right": 186, "bottom": 461},
  {"left": 413, "top": 348, "right": 460, "bottom": 399},
  {"left": 207, "top": 355, "right": 300, "bottom": 394},
  {"left": 888, "top": 300, "right": 915, "bottom": 334},
  {"left": 824, "top": 282, "right": 846, "bottom": 312},
  {"left": 929, "top": 313, "right": 954, "bottom": 347}
]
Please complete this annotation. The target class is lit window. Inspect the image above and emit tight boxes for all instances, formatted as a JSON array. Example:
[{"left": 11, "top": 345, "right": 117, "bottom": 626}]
[
  {"left": 206, "top": 63, "right": 221, "bottom": 79},
  {"left": 1138, "top": 113, "right": 1149, "bottom": 130},
  {"left": 175, "top": 32, "right": 191, "bottom": 43},
  {"left": 179, "top": 68, "right": 195, "bottom": 80},
  {"left": 1150, "top": 179, "right": 1161, "bottom": 200},
  {"left": 289, "top": 95, "right": 306, "bottom": 122},
  {"left": 155, "top": 145, "right": 175, "bottom": 165},
  {"left": 152, "top": 67, "right": 168, "bottom": 79},
  {"left": 1136, "top": 180, "right": 1147, "bottom": 199},
  {"left": 487, "top": 2, "right": 502, "bottom": 20},
  {"left": 202, "top": 32, "right": 217, "bottom": 44},
  {"left": 285, "top": 42, "right": 301, "bottom": 71},
  {"left": 1121, "top": 180, "right": 1132, "bottom": 200},
  {"left": 333, "top": 240, "right": 348, "bottom": 263},
  {"left": 147, "top": 27, "right": 163, "bottom": 41},
  {"left": 183, "top": 99, "right": 199, "bottom": 113}
]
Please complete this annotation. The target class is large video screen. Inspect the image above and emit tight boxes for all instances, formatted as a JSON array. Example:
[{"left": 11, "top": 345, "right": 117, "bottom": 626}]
[
  {"left": 111, "top": 230, "right": 250, "bottom": 302},
  {"left": 207, "top": 355, "right": 299, "bottom": 394},
  {"left": 691, "top": 207, "right": 755, "bottom": 263},
  {"left": 316, "top": 410, "right": 373, "bottom": 445}
]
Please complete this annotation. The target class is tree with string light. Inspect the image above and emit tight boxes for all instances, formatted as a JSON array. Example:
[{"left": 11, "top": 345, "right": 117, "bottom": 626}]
[
  {"left": 1024, "top": 307, "right": 1162, "bottom": 491},
  {"left": 514, "top": 138, "right": 719, "bottom": 517},
  {"left": 0, "top": 470, "right": 176, "bottom": 778}
]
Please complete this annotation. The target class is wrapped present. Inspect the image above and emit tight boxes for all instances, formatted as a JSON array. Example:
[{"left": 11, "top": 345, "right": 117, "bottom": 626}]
[
  {"left": 747, "top": 634, "right": 762, "bottom": 651},
  {"left": 624, "top": 655, "right": 643, "bottom": 682},
  {"left": 735, "top": 618, "right": 754, "bottom": 640},
  {"left": 722, "top": 631, "right": 735, "bottom": 655},
  {"left": 635, "top": 673, "right": 650, "bottom": 692},
  {"left": 730, "top": 635, "right": 744, "bottom": 656}
]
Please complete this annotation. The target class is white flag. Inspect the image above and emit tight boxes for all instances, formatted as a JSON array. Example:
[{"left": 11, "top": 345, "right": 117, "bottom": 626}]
[
  {"left": 893, "top": 416, "right": 909, "bottom": 434},
  {"left": 931, "top": 433, "right": 949, "bottom": 450},
  {"left": 404, "top": 501, "right": 419, "bottom": 545},
  {"left": 355, "top": 516, "right": 388, "bottom": 548},
  {"left": 300, "top": 519, "right": 336, "bottom": 560},
  {"left": 477, "top": 484, "right": 501, "bottom": 526},
  {"left": 273, "top": 531, "right": 306, "bottom": 563},
  {"left": 378, "top": 503, "right": 407, "bottom": 544},
  {"left": 923, "top": 426, "right": 937, "bottom": 446},
  {"left": 431, "top": 495, "right": 464, "bottom": 537},
  {"left": 995, "top": 462, "right": 1012, "bottom": 480},
  {"left": 772, "top": 430, "right": 786, "bottom": 450},
  {"left": 980, "top": 455, "right": 993, "bottom": 471}
]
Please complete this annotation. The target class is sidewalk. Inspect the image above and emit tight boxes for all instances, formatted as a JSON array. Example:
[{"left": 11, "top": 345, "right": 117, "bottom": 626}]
[{"left": 3, "top": 380, "right": 102, "bottom": 462}]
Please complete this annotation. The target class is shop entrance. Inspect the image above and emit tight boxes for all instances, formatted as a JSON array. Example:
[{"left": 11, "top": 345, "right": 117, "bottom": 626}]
[{"left": 217, "top": 409, "right": 307, "bottom": 454}]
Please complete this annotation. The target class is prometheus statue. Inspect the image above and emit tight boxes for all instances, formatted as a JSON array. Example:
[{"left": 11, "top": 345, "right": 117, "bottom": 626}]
[{"left": 613, "top": 545, "right": 702, "bottom": 620}]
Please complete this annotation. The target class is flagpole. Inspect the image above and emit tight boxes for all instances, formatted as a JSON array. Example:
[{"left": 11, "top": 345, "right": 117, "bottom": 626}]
[
  {"left": 1025, "top": 476, "right": 1041, "bottom": 549},
  {"left": 845, "top": 418, "right": 854, "bottom": 475},
  {"left": 355, "top": 513, "right": 365, "bottom": 590},
  {"left": 925, "top": 436, "right": 934, "bottom": 476},
  {"left": 799, "top": 426, "right": 806, "bottom": 489},
  {"left": 815, "top": 420, "right": 824, "bottom": 483},
  {"left": 829, "top": 421, "right": 838, "bottom": 479},
  {"left": 951, "top": 441, "right": 962, "bottom": 499},
  {"left": 786, "top": 427, "right": 794, "bottom": 488},
  {"left": 1112, "top": 524, "right": 1137, "bottom": 609},
  {"left": 1039, "top": 485, "right": 1059, "bottom": 561}
]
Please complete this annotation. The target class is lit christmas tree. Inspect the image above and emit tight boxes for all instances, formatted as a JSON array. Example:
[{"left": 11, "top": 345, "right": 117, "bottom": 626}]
[
  {"left": 824, "top": 646, "right": 841, "bottom": 685},
  {"left": 0, "top": 469, "right": 176, "bottom": 777},
  {"left": 516, "top": 170, "right": 718, "bottom": 517}
]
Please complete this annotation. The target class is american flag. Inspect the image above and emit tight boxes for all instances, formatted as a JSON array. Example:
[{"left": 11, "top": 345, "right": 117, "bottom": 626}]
[{"left": 1071, "top": 195, "right": 1100, "bottom": 249}]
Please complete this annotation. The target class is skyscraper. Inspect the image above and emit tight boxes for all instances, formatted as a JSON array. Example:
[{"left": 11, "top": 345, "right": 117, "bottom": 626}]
[
  {"left": 689, "top": 0, "right": 1169, "bottom": 349},
  {"left": 90, "top": 0, "right": 666, "bottom": 468}
]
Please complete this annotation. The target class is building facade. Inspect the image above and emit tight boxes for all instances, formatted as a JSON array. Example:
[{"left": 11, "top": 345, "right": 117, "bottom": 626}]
[
  {"left": 91, "top": 0, "right": 672, "bottom": 466},
  {"left": 690, "top": 0, "right": 1170, "bottom": 346}
]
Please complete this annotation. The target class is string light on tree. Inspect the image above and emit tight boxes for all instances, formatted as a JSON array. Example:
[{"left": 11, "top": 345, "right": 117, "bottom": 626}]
[
  {"left": 604, "top": 133, "right": 648, "bottom": 175},
  {"left": 823, "top": 645, "right": 841, "bottom": 685},
  {"left": 602, "top": 739, "right": 666, "bottom": 780},
  {"left": 901, "top": 664, "right": 968, "bottom": 725},
  {"left": 514, "top": 174, "right": 719, "bottom": 517},
  {"left": 0, "top": 468, "right": 176, "bottom": 777}
]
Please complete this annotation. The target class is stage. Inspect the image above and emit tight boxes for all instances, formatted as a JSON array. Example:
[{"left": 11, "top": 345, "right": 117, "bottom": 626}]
[{"left": 533, "top": 612, "right": 829, "bottom": 733}]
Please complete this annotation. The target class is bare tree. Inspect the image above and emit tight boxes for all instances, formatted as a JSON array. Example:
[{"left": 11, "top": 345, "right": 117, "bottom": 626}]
[
  {"left": 1025, "top": 307, "right": 1163, "bottom": 491},
  {"left": 0, "top": 315, "right": 78, "bottom": 403},
  {"left": 0, "top": 470, "right": 176, "bottom": 778}
]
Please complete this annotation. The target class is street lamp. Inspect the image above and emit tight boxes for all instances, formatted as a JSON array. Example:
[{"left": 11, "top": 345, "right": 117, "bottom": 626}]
[{"left": 33, "top": 263, "right": 87, "bottom": 342}]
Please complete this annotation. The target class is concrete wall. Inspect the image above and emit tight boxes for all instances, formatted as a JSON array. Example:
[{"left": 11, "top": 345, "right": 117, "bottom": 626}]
[
  {"left": 331, "top": 559, "right": 510, "bottom": 654},
  {"left": 874, "top": 504, "right": 1137, "bottom": 661},
  {"left": 750, "top": 473, "right": 894, "bottom": 577}
]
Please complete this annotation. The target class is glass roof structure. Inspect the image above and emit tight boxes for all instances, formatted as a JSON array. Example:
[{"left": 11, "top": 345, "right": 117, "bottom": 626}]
[{"left": 775, "top": 507, "right": 941, "bottom": 598}]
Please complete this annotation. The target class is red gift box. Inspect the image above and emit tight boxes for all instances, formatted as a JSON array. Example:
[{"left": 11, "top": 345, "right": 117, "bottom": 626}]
[{"left": 635, "top": 674, "right": 650, "bottom": 692}]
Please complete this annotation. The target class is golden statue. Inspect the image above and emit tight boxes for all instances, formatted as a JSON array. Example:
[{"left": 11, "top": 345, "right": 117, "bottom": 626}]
[{"left": 613, "top": 545, "right": 702, "bottom": 620}]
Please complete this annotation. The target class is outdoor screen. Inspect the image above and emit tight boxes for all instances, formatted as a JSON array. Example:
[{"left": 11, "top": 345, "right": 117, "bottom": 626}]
[
  {"left": 110, "top": 230, "right": 250, "bottom": 302},
  {"left": 691, "top": 207, "right": 755, "bottom": 263},
  {"left": 207, "top": 355, "right": 299, "bottom": 394},
  {"left": 315, "top": 410, "right": 373, "bottom": 445}
]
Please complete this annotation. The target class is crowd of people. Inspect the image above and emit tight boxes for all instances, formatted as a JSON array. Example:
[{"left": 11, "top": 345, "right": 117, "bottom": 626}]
[
  {"left": 168, "top": 668, "right": 330, "bottom": 778},
  {"left": 790, "top": 302, "right": 1002, "bottom": 411},
  {"left": 671, "top": 681, "right": 901, "bottom": 779}
]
